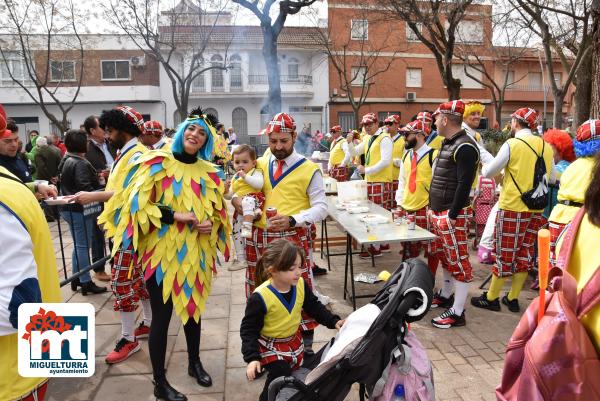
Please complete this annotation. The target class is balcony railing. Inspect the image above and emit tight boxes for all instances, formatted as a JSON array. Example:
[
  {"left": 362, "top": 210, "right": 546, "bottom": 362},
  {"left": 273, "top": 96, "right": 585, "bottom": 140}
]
[
  {"left": 505, "top": 84, "right": 551, "bottom": 92},
  {"left": 248, "top": 74, "right": 313, "bottom": 85}
]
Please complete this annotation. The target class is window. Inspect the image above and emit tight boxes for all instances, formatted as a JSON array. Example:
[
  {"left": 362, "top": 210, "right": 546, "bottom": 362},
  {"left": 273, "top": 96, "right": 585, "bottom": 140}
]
[
  {"left": 101, "top": 60, "right": 130, "bottom": 80},
  {"left": 528, "top": 71, "right": 542, "bottom": 89},
  {"left": 210, "top": 54, "right": 223, "bottom": 91},
  {"left": 230, "top": 54, "right": 242, "bottom": 90},
  {"left": 503, "top": 70, "right": 515, "bottom": 87},
  {"left": 232, "top": 107, "right": 247, "bottom": 141},
  {"left": 553, "top": 72, "right": 562, "bottom": 86},
  {"left": 204, "top": 107, "right": 218, "bottom": 119},
  {"left": 351, "top": 20, "right": 368, "bottom": 40},
  {"left": 288, "top": 57, "right": 299, "bottom": 81},
  {"left": 452, "top": 65, "right": 482, "bottom": 89},
  {"left": 406, "top": 22, "right": 422, "bottom": 42},
  {"left": 338, "top": 112, "right": 356, "bottom": 132},
  {"left": 406, "top": 68, "right": 422, "bottom": 87},
  {"left": 453, "top": 20, "right": 484, "bottom": 44},
  {"left": 192, "top": 73, "right": 205, "bottom": 91},
  {"left": 350, "top": 66, "right": 368, "bottom": 86},
  {"left": 0, "top": 54, "right": 32, "bottom": 87},
  {"left": 50, "top": 61, "right": 76, "bottom": 82}
]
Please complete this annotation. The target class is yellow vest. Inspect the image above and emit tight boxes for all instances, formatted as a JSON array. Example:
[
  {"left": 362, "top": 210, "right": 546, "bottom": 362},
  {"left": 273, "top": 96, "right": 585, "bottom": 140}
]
[
  {"left": 105, "top": 142, "right": 148, "bottom": 192},
  {"left": 556, "top": 214, "right": 600, "bottom": 354},
  {"left": 255, "top": 156, "right": 319, "bottom": 229},
  {"left": 232, "top": 168, "right": 263, "bottom": 197},
  {"left": 392, "top": 133, "right": 405, "bottom": 182},
  {"left": 0, "top": 167, "right": 61, "bottom": 401},
  {"left": 427, "top": 134, "right": 444, "bottom": 151},
  {"left": 365, "top": 133, "right": 393, "bottom": 183},
  {"left": 255, "top": 277, "right": 305, "bottom": 338},
  {"left": 401, "top": 149, "right": 437, "bottom": 211},
  {"left": 499, "top": 136, "right": 553, "bottom": 212},
  {"left": 549, "top": 157, "right": 594, "bottom": 225},
  {"left": 329, "top": 137, "right": 346, "bottom": 166}
]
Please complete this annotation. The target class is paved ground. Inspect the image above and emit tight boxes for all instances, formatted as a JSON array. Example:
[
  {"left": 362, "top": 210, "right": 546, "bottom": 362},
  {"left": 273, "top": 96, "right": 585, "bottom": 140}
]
[{"left": 45, "top": 218, "right": 538, "bottom": 401}]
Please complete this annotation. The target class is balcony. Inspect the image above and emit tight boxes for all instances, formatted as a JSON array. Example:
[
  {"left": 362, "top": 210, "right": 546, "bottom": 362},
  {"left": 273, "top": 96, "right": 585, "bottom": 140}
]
[
  {"left": 505, "top": 84, "right": 551, "bottom": 92},
  {"left": 189, "top": 73, "right": 314, "bottom": 97},
  {"left": 503, "top": 84, "right": 554, "bottom": 103},
  {"left": 248, "top": 75, "right": 313, "bottom": 85}
]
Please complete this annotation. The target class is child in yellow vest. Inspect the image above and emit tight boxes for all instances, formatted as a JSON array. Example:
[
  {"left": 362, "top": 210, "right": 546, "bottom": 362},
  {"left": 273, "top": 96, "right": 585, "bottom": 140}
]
[
  {"left": 229, "top": 145, "right": 265, "bottom": 271},
  {"left": 241, "top": 239, "right": 344, "bottom": 401},
  {"left": 328, "top": 125, "right": 351, "bottom": 181}
]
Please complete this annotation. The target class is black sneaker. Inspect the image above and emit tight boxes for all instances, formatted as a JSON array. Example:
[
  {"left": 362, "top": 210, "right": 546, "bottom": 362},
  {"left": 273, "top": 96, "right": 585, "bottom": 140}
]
[
  {"left": 502, "top": 295, "right": 520, "bottom": 312},
  {"left": 312, "top": 265, "right": 328, "bottom": 276},
  {"left": 431, "top": 308, "right": 466, "bottom": 329},
  {"left": 470, "top": 292, "right": 501, "bottom": 311},
  {"left": 430, "top": 290, "right": 454, "bottom": 309}
]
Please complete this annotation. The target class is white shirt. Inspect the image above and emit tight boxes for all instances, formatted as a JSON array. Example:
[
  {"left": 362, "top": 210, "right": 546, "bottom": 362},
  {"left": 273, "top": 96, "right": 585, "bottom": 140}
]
[
  {"left": 348, "top": 131, "right": 393, "bottom": 176},
  {"left": 91, "top": 138, "right": 115, "bottom": 167},
  {"left": 395, "top": 143, "right": 432, "bottom": 205},
  {"left": 240, "top": 169, "right": 264, "bottom": 191},
  {"left": 152, "top": 137, "right": 167, "bottom": 150},
  {"left": 327, "top": 137, "right": 352, "bottom": 169},
  {"left": 462, "top": 122, "right": 494, "bottom": 165},
  {"left": 392, "top": 133, "right": 404, "bottom": 167},
  {"left": 482, "top": 128, "right": 557, "bottom": 184},
  {"left": 269, "top": 151, "right": 328, "bottom": 225}
]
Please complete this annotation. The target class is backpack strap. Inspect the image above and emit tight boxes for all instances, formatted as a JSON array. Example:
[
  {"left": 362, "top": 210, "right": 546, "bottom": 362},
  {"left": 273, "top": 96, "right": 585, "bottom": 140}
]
[{"left": 557, "top": 208, "right": 586, "bottom": 270}]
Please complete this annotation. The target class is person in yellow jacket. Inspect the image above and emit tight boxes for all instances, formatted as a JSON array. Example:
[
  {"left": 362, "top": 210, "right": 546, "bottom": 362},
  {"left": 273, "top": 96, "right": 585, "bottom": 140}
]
[
  {"left": 347, "top": 112, "right": 394, "bottom": 257},
  {"left": 555, "top": 151, "right": 600, "bottom": 354},
  {"left": 386, "top": 114, "right": 405, "bottom": 208},
  {"left": 0, "top": 166, "right": 61, "bottom": 401},
  {"left": 472, "top": 107, "right": 555, "bottom": 313},
  {"left": 394, "top": 120, "right": 437, "bottom": 263},
  {"left": 327, "top": 125, "right": 351, "bottom": 181},
  {"left": 549, "top": 119, "right": 600, "bottom": 267}
]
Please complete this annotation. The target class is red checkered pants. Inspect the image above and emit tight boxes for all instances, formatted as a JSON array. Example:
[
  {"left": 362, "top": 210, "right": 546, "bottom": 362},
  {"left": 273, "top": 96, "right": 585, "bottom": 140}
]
[
  {"left": 245, "top": 227, "right": 317, "bottom": 330},
  {"left": 392, "top": 180, "right": 399, "bottom": 208},
  {"left": 111, "top": 246, "right": 149, "bottom": 312},
  {"left": 328, "top": 166, "right": 348, "bottom": 182},
  {"left": 367, "top": 181, "right": 393, "bottom": 210},
  {"left": 548, "top": 220, "right": 567, "bottom": 269},
  {"left": 492, "top": 210, "right": 546, "bottom": 277},
  {"left": 398, "top": 207, "right": 429, "bottom": 258},
  {"left": 258, "top": 330, "right": 304, "bottom": 369},
  {"left": 428, "top": 207, "right": 473, "bottom": 282}
]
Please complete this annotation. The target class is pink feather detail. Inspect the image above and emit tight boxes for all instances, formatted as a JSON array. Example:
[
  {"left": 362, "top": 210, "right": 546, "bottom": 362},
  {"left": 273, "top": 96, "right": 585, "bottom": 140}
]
[
  {"left": 142, "top": 249, "right": 153, "bottom": 264},
  {"left": 195, "top": 277, "right": 204, "bottom": 296},
  {"left": 177, "top": 222, "right": 185, "bottom": 233},
  {"left": 126, "top": 221, "right": 134, "bottom": 238},
  {"left": 146, "top": 156, "right": 164, "bottom": 165},
  {"left": 161, "top": 176, "right": 174, "bottom": 191},
  {"left": 207, "top": 172, "right": 220, "bottom": 186},
  {"left": 173, "top": 278, "right": 182, "bottom": 295},
  {"left": 144, "top": 264, "right": 156, "bottom": 281},
  {"left": 186, "top": 298, "right": 196, "bottom": 317},
  {"left": 190, "top": 180, "right": 201, "bottom": 198}
]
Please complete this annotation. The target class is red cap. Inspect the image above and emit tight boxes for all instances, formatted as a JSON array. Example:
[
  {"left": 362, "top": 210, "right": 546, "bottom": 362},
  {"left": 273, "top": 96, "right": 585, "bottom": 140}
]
[
  {"left": 511, "top": 107, "right": 539, "bottom": 130},
  {"left": 266, "top": 112, "right": 296, "bottom": 134},
  {"left": 405, "top": 120, "right": 427, "bottom": 133},
  {"left": 116, "top": 105, "right": 144, "bottom": 134},
  {"left": 576, "top": 119, "right": 600, "bottom": 143},
  {"left": 330, "top": 125, "right": 342, "bottom": 133},
  {"left": 432, "top": 100, "right": 465, "bottom": 117},
  {"left": 0, "top": 104, "right": 8, "bottom": 139},
  {"left": 384, "top": 114, "right": 400, "bottom": 125},
  {"left": 361, "top": 112, "right": 377, "bottom": 126},
  {"left": 416, "top": 111, "right": 433, "bottom": 123},
  {"left": 143, "top": 120, "right": 163, "bottom": 136}
]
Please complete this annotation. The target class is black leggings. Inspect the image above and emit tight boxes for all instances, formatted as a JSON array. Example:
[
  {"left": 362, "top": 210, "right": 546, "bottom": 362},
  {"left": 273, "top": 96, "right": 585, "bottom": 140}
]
[
  {"left": 146, "top": 276, "right": 201, "bottom": 380},
  {"left": 259, "top": 360, "right": 293, "bottom": 401}
]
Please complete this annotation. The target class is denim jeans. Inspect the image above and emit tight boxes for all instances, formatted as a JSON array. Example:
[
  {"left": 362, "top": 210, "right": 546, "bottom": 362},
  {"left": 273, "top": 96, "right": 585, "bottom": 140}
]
[
  {"left": 91, "top": 222, "right": 106, "bottom": 271},
  {"left": 60, "top": 210, "right": 93, "bottom": 283}
]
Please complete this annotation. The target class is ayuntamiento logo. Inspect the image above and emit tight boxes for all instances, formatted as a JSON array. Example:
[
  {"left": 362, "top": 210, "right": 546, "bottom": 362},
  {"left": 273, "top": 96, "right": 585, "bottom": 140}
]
[{"left": 18, "top": 303, "right": 95, "bottom": 377}]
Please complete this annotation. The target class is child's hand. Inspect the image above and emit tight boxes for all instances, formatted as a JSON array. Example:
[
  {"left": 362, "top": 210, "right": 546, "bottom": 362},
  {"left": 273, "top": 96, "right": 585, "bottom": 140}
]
[
  {"left": 246, "top": 361, "right": 262, "bottom": 380},
  {"left": 335, "top": 319, "right": 346, "bottom": 330},
  {"left": 237, "top": 170, "right": 246, "bottom": 178}
]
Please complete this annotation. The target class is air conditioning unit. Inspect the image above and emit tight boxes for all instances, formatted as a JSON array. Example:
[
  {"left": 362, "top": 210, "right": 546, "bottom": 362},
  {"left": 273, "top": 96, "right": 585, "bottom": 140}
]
[
  {"left": 130, "top": 55, "right": 146, "bottom": 68},
  {"left": 406, "top": 92, "right": 417, "bottom": 101}
]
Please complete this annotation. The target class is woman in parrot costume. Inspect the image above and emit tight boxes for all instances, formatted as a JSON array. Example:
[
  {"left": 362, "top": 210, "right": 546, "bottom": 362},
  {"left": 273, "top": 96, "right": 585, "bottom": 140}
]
[{"left": 105, "top": 108, "right": 231, "bottom": 401}]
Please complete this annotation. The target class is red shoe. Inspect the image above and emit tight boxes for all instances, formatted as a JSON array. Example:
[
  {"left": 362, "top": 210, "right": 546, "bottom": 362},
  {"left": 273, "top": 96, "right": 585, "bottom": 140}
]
[
  {"left": 431, "top": 308, "right": 466, "bottom": 329},
  {"left": 134, "top": 322, "right": 150, "bottom": 339},
  {"left": 430, "top": 290, "right": 454, "bottom": 309},
  {"left": 105, "top": 338, "right": 140, "bottom": 364},
  {"left": 379, "top": 244, "right": 391, "bottom": 253},
  {"left": 359, "top": 246, "right": 382, "bottom": 259}
]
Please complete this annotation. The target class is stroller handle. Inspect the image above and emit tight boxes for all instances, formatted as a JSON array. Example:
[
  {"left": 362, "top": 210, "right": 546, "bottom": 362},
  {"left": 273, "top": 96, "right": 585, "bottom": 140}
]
[{"left": 268, "top": 376, "right": 313, "bottom": 401}]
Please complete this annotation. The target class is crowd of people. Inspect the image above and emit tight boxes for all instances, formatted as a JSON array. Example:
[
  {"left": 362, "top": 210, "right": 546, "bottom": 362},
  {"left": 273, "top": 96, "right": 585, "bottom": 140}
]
[{"left": 0, "top": 97, "right": 598, "bottom": 401}]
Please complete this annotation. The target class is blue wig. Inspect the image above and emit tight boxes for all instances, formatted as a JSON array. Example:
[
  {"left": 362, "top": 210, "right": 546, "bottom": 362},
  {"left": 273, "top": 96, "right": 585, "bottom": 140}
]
[
  {"left": 171, "top": 109, "right": 217, "bottom": 161},
  {"left": 573, "top": 138, "right": 600, "bottom": 158}
]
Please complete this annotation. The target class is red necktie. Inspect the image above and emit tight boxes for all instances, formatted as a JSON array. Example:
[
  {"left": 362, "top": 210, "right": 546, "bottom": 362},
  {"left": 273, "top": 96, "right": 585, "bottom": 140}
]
[
  {"left": 408, "top": 152, "right": 417, "bottom": 193},
  {"left": 274, "top": 159, "right": 285, "bottom": 180}
]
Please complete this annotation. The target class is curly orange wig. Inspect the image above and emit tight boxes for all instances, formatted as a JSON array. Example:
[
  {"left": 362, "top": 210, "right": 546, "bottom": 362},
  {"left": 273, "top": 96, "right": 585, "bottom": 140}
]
[{"left": 543, "top": 129, "right": 576, "bottom": 162}]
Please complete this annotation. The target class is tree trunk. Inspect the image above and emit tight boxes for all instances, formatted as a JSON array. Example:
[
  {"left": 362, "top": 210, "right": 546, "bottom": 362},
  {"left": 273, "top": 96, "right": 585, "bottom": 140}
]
[
  {"left": 552, "top": 90, "right": 565, "bottom": 129},
  {"left": 262, "top": 25, "right": 282, "bottom": 116},
  {"left": 571, "top": 50, "right": 592, "bottom": 130},
  {"left": 591, "top": 0, "right": 600, "bottom": 119},
  {"left": 446, "top": 77, "right": 461, "bottom": 100}
]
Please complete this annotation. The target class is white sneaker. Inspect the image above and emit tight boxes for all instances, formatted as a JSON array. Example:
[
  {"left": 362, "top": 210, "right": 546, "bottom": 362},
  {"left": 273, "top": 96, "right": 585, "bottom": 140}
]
[
  {"left": 227, "top": 259, "right": 248, "bottom": 271},
  {"left": 241, "top": 222, "right": 253, "bottom": 238}
]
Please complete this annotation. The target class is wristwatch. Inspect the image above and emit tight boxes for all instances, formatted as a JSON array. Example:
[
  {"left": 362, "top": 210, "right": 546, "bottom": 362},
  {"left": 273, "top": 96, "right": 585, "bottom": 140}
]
[{"left": 288, "top": 216, "right": 297, "bottom": 228}]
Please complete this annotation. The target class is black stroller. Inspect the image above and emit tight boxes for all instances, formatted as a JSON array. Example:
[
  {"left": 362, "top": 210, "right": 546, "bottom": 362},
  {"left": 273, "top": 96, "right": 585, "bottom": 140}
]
[{"left": 268, "top": 258, "right": 435, "bottom": 401}]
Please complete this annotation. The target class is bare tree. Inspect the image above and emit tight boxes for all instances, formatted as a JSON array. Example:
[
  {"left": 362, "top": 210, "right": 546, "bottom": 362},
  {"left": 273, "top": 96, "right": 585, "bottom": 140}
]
[
  {"left": 106, "top": 0, "right": 232, "bottom": 123},
  {"left": 307, "top": 9, "right": 401, "bottom": 128},
  {"left": 232, "top": 0, "right": 318, "bottom": 115},
  {"left": 510, "top": 0, "right": 591, "bottom": 128},
  {"left": 0, "top": 0, "right": 85, "bottom": 133},
  {"left": 590, "top": 0, "right": 600, "bottom": 119},
  {"left": 381, "top": 0, "right": 479, "bottom": 100},
  {"left": 457, "top": 10, "right": 531, "bottom": 127}
]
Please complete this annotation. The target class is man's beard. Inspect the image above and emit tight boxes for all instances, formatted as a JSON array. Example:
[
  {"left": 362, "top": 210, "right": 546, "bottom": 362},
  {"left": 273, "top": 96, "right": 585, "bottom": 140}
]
[
  {"left": 273, "top": 146, "right": 293, "bottom": 160},
  {"left": 109, "top": 132, "right": 127, "bottom": 149},
  {"left": 404, "top": 137, "right": 418, "bottom": 149}
]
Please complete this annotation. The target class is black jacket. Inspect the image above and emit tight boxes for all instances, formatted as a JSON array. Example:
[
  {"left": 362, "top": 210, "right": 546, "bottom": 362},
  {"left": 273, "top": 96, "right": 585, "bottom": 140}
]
[
  {"left": 59, "top": 153, "right": 102, "bottom": 211},
  {"left": 0, "top": 153, "right": 33, "bottom": 183},
  {"left": 85, "top": 139, "right": 117, "bottom": 172}
]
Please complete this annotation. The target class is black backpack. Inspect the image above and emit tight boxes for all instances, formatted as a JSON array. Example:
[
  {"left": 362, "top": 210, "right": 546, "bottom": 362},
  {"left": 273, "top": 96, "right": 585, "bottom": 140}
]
[{"left": 508, "top": 138, "right": 549, "bottom": 210}]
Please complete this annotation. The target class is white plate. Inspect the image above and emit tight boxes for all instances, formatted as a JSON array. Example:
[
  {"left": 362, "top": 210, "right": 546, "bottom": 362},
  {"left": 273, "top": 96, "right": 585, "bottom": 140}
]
[
  {"left": 44, "top": 196, "right": 75, "bottom": 205},
  {"left": 347, "top": 206, "right": 370, "bottom": 214},
  {"left": 358, "top": 214, "right": 389, "bottom": 224}
]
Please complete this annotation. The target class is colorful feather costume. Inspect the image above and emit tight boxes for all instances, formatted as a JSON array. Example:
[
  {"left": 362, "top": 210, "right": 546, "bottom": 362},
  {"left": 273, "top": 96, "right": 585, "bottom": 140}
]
[{"left": 103, "top": 109, "right": 232, "bottom": 324}]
